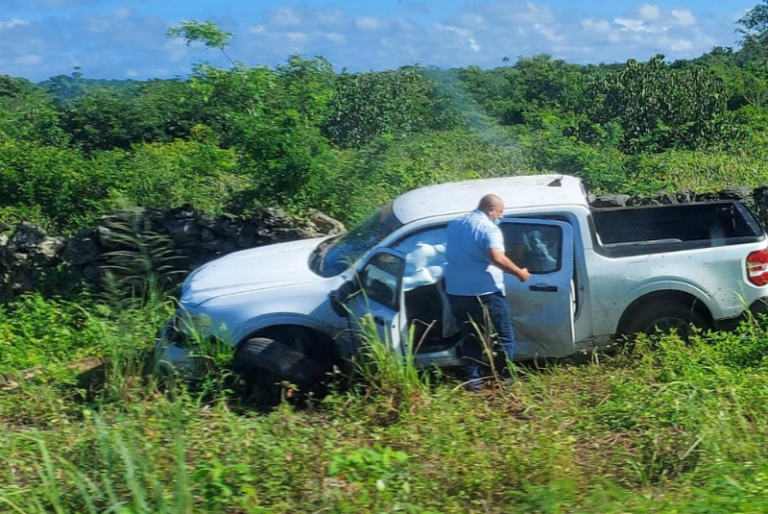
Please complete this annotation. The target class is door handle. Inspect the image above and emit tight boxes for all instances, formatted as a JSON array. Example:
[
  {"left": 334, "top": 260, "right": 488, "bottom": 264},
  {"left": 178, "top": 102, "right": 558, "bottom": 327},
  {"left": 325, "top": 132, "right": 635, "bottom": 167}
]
[
  {"left": 373, "top": 315, "right": 386, "bottom": 326},
  {"left": 529, "top": 285, "right": 558, "bottom": 292}
]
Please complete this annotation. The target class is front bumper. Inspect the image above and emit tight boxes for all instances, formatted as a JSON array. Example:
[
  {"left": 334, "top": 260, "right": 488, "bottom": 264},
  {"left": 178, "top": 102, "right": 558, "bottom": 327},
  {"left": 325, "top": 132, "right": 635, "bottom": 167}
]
[
  {"left": 153, "top": 318, "right": 204, "bottom": 377},
  {"left": 715, "top": 297, "right": 768, "bottom": 331}
]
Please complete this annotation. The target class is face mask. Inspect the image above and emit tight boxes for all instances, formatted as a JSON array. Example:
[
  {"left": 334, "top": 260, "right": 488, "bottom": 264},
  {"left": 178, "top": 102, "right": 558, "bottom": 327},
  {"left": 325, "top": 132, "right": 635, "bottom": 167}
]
[{"left": 494, "top": 218, "right": 502, "bottom": 226}]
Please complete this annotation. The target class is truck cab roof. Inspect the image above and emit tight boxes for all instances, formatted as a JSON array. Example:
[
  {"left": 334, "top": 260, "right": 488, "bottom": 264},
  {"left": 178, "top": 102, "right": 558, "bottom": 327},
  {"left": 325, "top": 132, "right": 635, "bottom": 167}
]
[{"left": 392, "top": 174, "right": 588, "bottom": 224}]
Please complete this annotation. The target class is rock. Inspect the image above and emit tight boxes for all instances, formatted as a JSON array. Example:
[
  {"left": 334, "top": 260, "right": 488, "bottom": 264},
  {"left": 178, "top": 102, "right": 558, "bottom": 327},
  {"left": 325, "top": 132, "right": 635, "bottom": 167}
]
[
  {"left": 5, "top": 251, "right": 28, "bottom": 266},
  {"left": 695, "top": 192, "right": 719, "bottom": 202},
  {"left": 167, "top": 204, "right": 196, "bottom": 219},
  {"left": 255, "top": 207, "right": 293, "bottom": 228},
  {"left": 162, "top": 217, "right": 201, "bottom": 245},
  {"left": 82, "top": 262, "right": 105, "bottom": 284},
  {"left": 187, "top": 249, "right": 220, "bottom": 270},
  {"left": 96, "top": 226, "right": 120, "bottom": 251},
  {"left": 650, "top": 192, "right": 678, "bottom": 205},
  {"left": 308, "top": 210, "right": 345, "bottom": 235},
  {"left": 719, "top": 186, "right": 753, "bottom": 201},
  {"left": 197, "top": 213, "right": 219, "bottom": 230},
  {"left": 223, "top": 221, "right": 242, "bottom": 238},
  {"left": 592, "top": 194, "right": 631, "bottom": 208},
  {"left": 28, "top": 237, "right": 65, "bottom": 266},
  {"left": 209, "top": 216, "right": 233, "bottom": 235},
  {"left": 200, "top": 227, "right": 216, "bottom": 243},
  {"left": 271, "top": 227, "right": 317, "bottom": 242},
  {"left": 201, "top": 239, "right": 239, "bottom": 255},
  {"left": 7, "top": 267, "right": 34, "bottom": 293},
  {"left": 236, "top": 223, "right": 258, "bottom": 248},
  {"left": 676, "top": 189, "right": 696, "bottom": 203},
  {"left": 64, "top": 231, "right": 101, "bottom": 265},
  {"left": 754, "top": 186, "right": 768, "bottom": 225},
  {"left": 8, "top": 222, "right": 47, "bottom": 252}
]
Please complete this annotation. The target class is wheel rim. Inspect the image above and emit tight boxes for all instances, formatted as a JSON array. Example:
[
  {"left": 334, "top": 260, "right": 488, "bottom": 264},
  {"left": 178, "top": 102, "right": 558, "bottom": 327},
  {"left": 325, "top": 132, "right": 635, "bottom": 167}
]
[{"left": 644, "top": 316, "right": 691, "bottom": 336}]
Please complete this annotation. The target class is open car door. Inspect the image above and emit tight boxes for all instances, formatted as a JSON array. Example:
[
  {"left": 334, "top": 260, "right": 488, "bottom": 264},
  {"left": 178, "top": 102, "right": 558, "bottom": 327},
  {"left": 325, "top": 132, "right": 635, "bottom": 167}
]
[
  {"left": 340, "top": 248, "right": 408, "bottom": 357},
  {"left": 500, "top": 219, "right": 575, "bottom": 358}
]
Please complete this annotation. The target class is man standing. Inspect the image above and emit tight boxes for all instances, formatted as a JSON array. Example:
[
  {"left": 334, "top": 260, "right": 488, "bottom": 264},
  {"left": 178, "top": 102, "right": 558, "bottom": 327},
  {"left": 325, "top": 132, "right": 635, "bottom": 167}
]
[{"left": 445, "top": 194, "right": 530, "bottom": 391}]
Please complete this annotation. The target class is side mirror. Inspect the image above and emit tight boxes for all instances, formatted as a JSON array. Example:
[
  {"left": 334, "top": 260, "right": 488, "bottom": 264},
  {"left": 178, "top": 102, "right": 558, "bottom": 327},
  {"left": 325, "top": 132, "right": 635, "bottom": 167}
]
[{"left": 330, "top": 279, "right": 359, "bottom": 318}]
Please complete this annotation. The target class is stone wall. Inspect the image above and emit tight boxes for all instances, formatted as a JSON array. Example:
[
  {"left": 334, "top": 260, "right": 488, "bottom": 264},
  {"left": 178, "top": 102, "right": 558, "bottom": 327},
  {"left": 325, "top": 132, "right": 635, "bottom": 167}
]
[
  {"left": 0, "top": 206, "right": 344, "bottom": 301},
  {"left": 590, "top": 185, "right": 768, "bottom": 228}
]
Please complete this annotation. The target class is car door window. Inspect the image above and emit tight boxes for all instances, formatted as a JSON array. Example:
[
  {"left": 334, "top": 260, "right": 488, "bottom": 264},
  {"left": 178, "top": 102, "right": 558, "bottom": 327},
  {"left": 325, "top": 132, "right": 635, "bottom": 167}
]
[
  {"left": 501, "top": 223, "right": 562, "bottom": 274},
  {"left": 359, "top": 252, "right": 405, "bottom": 310},
  {"left": 392, "top": 226, "right": 447, "bottom": 291}
]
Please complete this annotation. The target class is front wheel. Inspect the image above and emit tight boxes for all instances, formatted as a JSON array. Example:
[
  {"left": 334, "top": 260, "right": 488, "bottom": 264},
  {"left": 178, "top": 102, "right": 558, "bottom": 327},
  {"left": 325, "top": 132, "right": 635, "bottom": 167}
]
[
  {"left": 233, "top": 337, "right": 324, "bottom": 403},
  {"left": 623, "top": 300, "right": 709, "bottom": 338}
]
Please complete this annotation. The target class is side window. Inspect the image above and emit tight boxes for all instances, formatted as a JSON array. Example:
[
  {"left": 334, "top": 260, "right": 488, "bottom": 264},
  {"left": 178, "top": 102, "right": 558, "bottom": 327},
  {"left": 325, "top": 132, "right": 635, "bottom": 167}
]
[
  {"left": 359, "top": 252, "right": 405, "bottom": 310},
  {"left": 501, "top": 223, "right": 562, "bottom": 274}
]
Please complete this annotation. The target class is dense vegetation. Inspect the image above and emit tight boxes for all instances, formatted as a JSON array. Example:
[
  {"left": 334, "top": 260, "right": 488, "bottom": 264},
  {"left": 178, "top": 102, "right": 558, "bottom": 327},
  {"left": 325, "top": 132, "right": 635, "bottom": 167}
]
[
  {"left": 3, "top": 12, "right": 768, "bottom": 231},
  {"left": 5, "top": 2, "right": 768, "bottom": 512}
]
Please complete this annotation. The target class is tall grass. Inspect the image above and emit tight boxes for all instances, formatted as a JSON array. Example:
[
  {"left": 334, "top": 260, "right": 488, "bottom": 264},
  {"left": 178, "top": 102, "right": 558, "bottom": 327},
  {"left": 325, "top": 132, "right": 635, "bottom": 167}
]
[
  {"left": 6, "top": 282, "right": 768, "bottom": 512},
  {"left": 351, "top": 313, "right": 429, "bottom": 412}
]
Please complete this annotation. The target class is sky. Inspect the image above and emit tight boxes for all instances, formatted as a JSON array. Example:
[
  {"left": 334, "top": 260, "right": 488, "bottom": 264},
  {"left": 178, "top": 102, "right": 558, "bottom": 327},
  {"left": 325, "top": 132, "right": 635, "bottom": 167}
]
[{"left": 0, "top": 0, "right": 760, "bottom": 82}]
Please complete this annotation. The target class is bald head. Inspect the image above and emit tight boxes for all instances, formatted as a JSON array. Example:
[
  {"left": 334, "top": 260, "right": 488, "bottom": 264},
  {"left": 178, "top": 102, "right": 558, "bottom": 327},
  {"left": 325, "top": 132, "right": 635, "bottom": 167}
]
[
  {"left": 478, "top": 194, "right": 504, "bottom": 224},
  {"left": 478, "top": 194, "right": 503, "bottom": 212}
]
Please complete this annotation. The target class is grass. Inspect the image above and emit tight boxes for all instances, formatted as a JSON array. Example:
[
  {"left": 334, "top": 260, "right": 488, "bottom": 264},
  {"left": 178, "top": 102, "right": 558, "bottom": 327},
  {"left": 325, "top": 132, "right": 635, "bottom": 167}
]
[{"left": 3, "top": 293, "right": 768, "bottom": 512}]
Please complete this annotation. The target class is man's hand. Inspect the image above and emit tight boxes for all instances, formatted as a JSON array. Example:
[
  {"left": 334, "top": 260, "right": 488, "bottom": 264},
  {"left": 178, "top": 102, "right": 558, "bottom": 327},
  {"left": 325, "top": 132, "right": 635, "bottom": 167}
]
[{"left": 489, "top": 249, "right": 531, "bottom": 282}]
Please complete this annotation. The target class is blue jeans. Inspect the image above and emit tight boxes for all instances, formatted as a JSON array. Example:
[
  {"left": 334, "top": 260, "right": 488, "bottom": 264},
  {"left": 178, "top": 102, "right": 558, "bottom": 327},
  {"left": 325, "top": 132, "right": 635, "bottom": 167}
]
[{"left": 448, "top": 292, "right": 515, "bottom": 387}]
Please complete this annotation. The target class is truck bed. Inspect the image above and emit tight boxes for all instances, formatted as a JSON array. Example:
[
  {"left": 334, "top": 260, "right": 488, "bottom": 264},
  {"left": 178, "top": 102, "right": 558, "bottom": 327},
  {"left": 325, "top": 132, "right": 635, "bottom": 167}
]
[{"left": 590, "top": 201, "right": 765, "bottom": 258}]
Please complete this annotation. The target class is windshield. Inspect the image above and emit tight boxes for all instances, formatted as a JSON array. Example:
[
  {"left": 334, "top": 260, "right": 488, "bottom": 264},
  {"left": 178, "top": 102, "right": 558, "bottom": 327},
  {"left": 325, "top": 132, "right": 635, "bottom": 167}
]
[{"left": 310, "top": 201, "right": 403, "bottom": 277}]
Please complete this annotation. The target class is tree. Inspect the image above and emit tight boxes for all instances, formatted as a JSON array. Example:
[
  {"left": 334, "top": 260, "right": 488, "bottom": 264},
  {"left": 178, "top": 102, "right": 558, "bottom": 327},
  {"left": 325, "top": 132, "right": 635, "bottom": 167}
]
[
  {"left": 587, "top": 54, "right": 728, "bottom": 153},
  {"left": 167, "top": 21, "right": 235, "bottom": 66},
  {"left": 323, "top": 66, "right": 437, "bottom": 148},
  {"left": 739, "top": 1, "right": 768, "bottom": 46},
  {"left": 0, "top": 75, "right": 66, "bottom": 146}
]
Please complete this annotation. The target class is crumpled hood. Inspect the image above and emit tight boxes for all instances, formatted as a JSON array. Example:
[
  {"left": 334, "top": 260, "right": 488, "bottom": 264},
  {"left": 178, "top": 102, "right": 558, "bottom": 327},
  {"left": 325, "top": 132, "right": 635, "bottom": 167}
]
[{"left": 181, "top": 236, "right": 329, "bottom": 306}]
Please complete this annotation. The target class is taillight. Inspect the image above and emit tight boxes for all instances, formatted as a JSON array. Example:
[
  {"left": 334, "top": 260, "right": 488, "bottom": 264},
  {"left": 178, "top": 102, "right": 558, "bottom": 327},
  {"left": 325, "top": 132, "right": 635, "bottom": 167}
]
[{"left": 747, "top": 249, "right": 768, "bottom": 286}]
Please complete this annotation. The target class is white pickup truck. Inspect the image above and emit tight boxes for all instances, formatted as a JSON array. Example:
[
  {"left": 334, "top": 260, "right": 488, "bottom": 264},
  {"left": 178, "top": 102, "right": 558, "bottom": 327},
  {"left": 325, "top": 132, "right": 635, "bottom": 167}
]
[{"left": 156, "top": 174, "right": 768, "bottom": 392}]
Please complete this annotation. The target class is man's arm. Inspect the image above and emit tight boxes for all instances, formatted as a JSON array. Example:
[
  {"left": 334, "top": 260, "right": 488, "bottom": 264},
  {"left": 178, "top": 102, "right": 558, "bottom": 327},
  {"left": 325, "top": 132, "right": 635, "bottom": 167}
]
[{"left": 489, "top": 249, "right": 531, "bottom": 282}]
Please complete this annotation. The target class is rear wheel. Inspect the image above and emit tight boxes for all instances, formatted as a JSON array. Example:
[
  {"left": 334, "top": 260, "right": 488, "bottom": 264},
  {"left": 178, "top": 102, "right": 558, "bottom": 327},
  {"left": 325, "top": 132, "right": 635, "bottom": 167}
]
[
  {"left": 233, "top": 337, "right": 324, "bottom": 404},
  {"left": 623, "top": 299, "right": 709, "bottom": 338}
]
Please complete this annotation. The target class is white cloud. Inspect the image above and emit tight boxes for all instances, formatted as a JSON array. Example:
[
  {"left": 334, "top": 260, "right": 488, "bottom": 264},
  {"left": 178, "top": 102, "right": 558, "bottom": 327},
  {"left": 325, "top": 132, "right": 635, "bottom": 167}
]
[
  {"left": 0, "top": 18, "right": 30, "bottom": 30},
  {"left": 236, "top": 2, "right": 743, "bottom": 73},
  {"left": 0, "top": 1, "right": 748, "bottom": 81},
  {"left": 270, "top": 7, "right": 302, "bottom": 27},
  {"left": 582, "top": 19, "right": 611, "bottom": 33},
  {"left": 539, "top": 26, "right": 564, "bottom": 42},
  {"left": 639, "top": 4, "right": 661, "bottom": 21},
  {"left": 356, "top": 17, "right": 384, "bottom": 31},
  {"left": 671, "top": 9, "right": 697, "bottom": 26},
  {"left": 437, "top": 24, "right": 472, "bottom": 39},
  {"left": 614, "top": 17, "right": 655, "bottom": 33},
  {"left": 668, "top": 38, "right": 694, "bottom": 51},
  {"left": 325, "top": 32, "right": 346, "bottom": 43}
]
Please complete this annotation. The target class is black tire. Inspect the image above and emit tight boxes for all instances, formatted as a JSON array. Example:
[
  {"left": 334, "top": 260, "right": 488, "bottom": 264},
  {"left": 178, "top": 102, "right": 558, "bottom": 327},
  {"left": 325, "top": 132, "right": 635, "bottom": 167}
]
[
  {"left": 233, "top": 337, "right": 323, "bottom": 401},
  {"left": 623, "top": 299, "right": 709, "bottom": 338}
]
